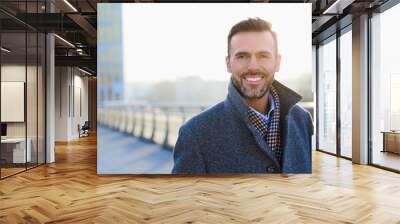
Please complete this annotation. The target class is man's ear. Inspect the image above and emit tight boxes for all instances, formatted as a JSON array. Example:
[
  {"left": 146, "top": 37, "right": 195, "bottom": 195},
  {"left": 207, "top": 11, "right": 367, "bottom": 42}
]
[
  {"left": 226, "top": 56, "right": 232, "bottom": 73},
  {"left": 275, "top": 53, "right": 281, "bottom": 72}
]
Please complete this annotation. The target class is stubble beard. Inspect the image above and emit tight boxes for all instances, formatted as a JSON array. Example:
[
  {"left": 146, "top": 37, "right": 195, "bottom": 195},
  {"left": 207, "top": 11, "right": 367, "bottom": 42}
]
[{"left": 231, "top": 73, "right": 273, "bottom": 99}]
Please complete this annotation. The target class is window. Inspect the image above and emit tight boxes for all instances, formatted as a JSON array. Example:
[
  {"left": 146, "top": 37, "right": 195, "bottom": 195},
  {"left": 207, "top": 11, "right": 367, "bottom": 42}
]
[
  {"left": 370, "top": 3, "right": 400, "bottom": 171},
  {"left": 317, "top": 36, "right": 337, "bottom": 154},
  {"left": 340, "top": 29, "right": 352, "bottom": 158}
]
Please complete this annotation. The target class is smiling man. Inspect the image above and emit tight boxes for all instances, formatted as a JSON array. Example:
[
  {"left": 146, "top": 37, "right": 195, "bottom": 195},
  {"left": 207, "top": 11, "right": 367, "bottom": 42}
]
[{"left": 172, "top": 18, "right": 313, "bottom": 174}]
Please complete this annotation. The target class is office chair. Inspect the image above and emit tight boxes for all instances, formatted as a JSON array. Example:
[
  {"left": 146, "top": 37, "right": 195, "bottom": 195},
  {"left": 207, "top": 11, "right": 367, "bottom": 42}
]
[{"left": 79, "top": 121, "right": 90, "bottom": 138}]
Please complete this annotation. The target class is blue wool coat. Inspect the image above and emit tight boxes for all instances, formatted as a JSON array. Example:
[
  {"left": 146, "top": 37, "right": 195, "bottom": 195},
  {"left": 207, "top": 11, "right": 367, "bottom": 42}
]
[{"left": 172, "top": 80, "right": 313, "bottom": 174}]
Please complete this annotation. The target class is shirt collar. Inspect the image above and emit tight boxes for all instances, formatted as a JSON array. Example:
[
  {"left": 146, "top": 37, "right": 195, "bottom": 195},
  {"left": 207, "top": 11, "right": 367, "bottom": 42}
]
[{"left": 249, "top": 93, "right": 275, "bottom": 121}]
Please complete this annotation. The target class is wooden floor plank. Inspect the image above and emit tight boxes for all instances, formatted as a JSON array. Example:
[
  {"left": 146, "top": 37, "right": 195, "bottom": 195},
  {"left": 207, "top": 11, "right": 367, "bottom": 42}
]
[{"left": 0, "top": 134, "right": 400, "bottom": 223}]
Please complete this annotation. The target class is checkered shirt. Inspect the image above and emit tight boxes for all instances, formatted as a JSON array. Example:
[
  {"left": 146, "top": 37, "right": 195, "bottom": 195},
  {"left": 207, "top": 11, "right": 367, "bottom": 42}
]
[{"left": 247, "top": 87, "right": 281, "bottom": 163}]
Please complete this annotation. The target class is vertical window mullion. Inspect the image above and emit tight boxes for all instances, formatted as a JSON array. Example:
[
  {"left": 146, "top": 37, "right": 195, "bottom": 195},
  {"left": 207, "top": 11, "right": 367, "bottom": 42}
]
[
  {"left": 367, "top": 11, "right": 373, "bottom": 165},
  {"left": 0, "top": 24, "right": 2, "bottom": 179},
  {"left": 316, "top": 45, "right": 320, "bottom": 150},
  {"left": 25, "top": 0, "right": 28, "bottom": 171},
  {"left": 36, "top": 0, "right": 39, "bottom": 167},
  {"left": 337, "top": 30, "right": 341, "bottom": 157}
]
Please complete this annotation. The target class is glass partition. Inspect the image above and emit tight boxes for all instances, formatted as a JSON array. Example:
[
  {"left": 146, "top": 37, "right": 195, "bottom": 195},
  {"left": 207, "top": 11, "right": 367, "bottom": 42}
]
[
  {"left": 371, "top": 3, "right": 400, "bottom": 171},
  {"left": 0, "top": 1, "right": 46, "bottom": 179},
  {"left": 339, "top": 29, "right": 352, "bottom": 158},
  {"left": 317, "top": 36, "right": 337, "bottom": 155},
  {"left": 1, "top": 31, "right": 28, "bottom": 178}
]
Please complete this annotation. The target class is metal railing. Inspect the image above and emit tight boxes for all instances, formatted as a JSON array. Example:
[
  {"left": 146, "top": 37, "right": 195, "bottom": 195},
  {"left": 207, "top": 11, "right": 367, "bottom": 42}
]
[
  {"left": 98, "top": 102, "right": 207, "bottom": 149},
  {"left": 98, "top": 102, "right": 314, "bottom": 150}
]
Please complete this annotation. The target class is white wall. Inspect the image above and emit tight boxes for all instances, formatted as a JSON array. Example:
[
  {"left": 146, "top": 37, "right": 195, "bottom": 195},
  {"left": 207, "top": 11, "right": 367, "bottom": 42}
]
[
  {"left": 1, "top": 64, "right": 26, "bottom": 81},
  {"left": 55, "top": 67, "right": 89, "bottom": 141},
  {"left": 71, "top": 73, "right": 89, "bottom": 138},
  {"left": 1, "top": 65, "right": 35, "bottom": 138},
  {"left": 55, "top": 66, "right": 69, "bottom": 141},
  {"left": 1, "top": 65, "right": 26, "bottom": 141},
  {"left": 1, "top": 63, "right": 47, "bottom": 163}
]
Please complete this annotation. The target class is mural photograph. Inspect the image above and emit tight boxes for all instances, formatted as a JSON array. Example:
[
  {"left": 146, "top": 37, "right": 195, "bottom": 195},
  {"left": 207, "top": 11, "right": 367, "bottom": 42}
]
[{"left": 97, "top": 3, "right": 313, "bottom": 174}]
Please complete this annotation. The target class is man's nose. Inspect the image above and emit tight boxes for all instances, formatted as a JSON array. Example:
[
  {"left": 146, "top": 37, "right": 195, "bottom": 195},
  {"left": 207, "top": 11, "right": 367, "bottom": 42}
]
[{"left": 247, "top": 55, "right": 260, "bottom": 71}]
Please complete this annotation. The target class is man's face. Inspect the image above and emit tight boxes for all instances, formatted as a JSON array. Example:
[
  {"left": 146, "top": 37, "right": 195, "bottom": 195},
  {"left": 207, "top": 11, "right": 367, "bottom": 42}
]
[{"left": 226, "top": 31, "right": 281, "bottom": 99}]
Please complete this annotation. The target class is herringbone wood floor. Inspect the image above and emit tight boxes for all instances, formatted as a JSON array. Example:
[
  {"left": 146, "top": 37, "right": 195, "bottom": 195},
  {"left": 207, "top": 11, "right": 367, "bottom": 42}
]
[{"left": 1, "top": 134, "right": 400, "bottom": 224}]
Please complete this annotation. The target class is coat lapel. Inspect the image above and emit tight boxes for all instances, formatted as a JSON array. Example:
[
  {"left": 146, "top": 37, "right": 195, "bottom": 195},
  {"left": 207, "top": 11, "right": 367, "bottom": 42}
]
[
  {"left": 226, "top": 79, "right": 280, "bottom": 169},
  {"left": 225, "top": 78, "right": 303, "bottom": 171}
]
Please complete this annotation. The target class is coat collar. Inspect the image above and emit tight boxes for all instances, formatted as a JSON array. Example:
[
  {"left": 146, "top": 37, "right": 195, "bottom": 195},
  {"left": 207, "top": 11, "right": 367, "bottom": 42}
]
[{"left": 225, "top": 78, "right": 303, "bottom": 170}]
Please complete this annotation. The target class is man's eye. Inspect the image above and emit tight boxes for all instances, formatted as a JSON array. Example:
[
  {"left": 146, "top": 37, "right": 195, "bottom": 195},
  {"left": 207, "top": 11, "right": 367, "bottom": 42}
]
[{"left": 236, "top": 55, "right": 246, "bottom": 59}]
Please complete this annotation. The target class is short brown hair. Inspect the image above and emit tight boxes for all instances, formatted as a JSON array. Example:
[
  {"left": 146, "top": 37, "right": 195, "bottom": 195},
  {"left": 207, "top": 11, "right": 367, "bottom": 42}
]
[{"left": 227, "top": 17, "right": 278, "bottom": 56}]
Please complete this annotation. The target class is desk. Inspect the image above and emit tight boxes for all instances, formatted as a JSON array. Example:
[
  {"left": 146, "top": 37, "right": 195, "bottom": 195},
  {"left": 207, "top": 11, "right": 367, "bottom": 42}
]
[
  {"left": 1, "top": 138, "right": 31, "bottom": 163},
  {"left": 382, "top": 131, "right": 400, "bottom": 154}
]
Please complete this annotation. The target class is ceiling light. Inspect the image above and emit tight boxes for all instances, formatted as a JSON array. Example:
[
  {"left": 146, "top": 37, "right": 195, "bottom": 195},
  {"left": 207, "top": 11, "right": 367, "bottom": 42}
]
[
  {"left": 78, "top": 67, "right": 93, "bottom": 76},
  {"left": 323, "top": 0, "right": 354, "bottom": 15},
  {"left": 1, "top": 47, "right": 11, "bottom": 53},
  {"left": 54, "top": 34, "right": 75, "bottom": 48},
  {"left": 63, "top": 0, "right": 78, "bottom": 12}
]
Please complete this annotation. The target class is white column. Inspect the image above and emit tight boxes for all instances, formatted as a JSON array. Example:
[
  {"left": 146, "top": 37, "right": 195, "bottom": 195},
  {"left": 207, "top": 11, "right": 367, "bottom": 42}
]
[
  {"left": 352, "top": 14, "right": 369, "bottom": 164},
  {"left": 46, "top": 33, "right": 55, "bottom": 163},
  {"left": 45, "top": 1, "right": 56, "bottom": 163}
]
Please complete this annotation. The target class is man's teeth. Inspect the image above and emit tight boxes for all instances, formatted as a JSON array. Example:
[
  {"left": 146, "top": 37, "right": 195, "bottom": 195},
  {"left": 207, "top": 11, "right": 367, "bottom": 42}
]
[{"left": 245, "top": 76, "right": 263, "bottom": 81}]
